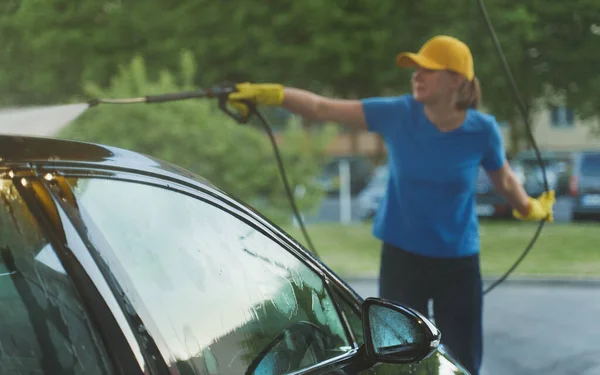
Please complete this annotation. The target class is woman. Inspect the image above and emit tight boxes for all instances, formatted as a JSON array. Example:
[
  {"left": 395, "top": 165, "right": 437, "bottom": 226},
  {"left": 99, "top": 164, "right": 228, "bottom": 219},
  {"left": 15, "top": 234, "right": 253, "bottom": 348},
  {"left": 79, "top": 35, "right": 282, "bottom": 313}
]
[{"left": 228, "top": 35, "right": 555, "bottom": 375}]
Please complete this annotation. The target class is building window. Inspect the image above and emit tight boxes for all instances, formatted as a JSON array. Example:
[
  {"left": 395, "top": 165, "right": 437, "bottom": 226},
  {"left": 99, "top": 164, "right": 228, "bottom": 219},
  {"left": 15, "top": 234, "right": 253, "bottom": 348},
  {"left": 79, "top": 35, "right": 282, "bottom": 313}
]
[{"left": 550, "top": 105, "right": 574, "bottom": 128}]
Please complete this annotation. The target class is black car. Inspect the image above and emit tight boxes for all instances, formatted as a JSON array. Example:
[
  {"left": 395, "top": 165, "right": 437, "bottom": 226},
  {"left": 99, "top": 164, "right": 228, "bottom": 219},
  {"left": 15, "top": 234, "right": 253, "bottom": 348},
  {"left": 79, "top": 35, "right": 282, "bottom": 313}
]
[{"left": 0, "top": 135, "right": 468, "bottom": 375}]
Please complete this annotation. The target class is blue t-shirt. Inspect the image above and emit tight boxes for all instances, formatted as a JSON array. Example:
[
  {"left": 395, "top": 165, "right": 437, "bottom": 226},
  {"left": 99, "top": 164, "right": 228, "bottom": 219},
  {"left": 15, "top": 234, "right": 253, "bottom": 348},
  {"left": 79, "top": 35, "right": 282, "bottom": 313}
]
[{"left": 361, "top": 94, "right": 506, "bottom": 258}]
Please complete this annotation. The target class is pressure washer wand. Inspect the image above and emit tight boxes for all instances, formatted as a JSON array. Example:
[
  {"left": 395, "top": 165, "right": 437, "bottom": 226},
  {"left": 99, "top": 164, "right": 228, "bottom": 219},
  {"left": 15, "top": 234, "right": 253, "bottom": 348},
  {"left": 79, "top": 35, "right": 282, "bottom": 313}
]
[
  {"left": 87, "top": 84, "right": 254, "bottom": 124},
  {"left": 87, "top": 86, "right": 237, "bottom": 106}
]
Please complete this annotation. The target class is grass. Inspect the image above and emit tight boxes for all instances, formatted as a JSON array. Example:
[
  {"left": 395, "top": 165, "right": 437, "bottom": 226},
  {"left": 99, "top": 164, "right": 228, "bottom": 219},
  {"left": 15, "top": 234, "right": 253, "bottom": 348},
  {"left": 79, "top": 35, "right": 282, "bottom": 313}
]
[{"left": 285, "top": 220, "right": 600, "bottom": 279}]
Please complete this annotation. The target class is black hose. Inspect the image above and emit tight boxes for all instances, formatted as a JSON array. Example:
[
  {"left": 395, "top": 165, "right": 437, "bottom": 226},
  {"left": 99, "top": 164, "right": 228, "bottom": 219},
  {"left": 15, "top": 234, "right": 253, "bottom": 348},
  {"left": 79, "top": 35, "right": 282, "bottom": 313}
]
[
  {"left": 476, "top": 0, "right": 549, "bottom": 295},
  {"left": 254, "top": 110, "right": 319, "bottom": 257}
]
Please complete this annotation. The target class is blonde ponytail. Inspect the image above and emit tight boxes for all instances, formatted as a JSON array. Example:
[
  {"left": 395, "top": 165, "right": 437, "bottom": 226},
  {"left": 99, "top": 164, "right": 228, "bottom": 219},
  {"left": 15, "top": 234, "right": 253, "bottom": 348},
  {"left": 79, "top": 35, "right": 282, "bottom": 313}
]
[{"left": 456, "top": 76, "right": 481, "bottom": 110}]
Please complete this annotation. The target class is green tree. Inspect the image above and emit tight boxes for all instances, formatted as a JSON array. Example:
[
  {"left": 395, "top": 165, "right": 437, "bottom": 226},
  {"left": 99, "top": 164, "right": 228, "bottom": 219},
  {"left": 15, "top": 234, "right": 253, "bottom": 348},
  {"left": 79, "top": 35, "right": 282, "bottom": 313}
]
[
  {"left": 58, "top": 51, "right": 339, "bottom": 225},
  {"left": 464, "top": 0, "right": 600, "bottom": 152},
  {"left": 0, "top": 0, "right": 110, "bottom": 105},
  {"left": 3, "top": 0, "right": 600, "bottom": 147}
]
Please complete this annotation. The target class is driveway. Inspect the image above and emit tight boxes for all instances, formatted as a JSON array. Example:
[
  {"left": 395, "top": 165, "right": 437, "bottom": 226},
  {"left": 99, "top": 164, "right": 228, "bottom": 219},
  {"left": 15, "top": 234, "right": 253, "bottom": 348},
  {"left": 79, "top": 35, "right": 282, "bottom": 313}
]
[{"left": 347, "top": 278, "right": 600, "bottom": 375}]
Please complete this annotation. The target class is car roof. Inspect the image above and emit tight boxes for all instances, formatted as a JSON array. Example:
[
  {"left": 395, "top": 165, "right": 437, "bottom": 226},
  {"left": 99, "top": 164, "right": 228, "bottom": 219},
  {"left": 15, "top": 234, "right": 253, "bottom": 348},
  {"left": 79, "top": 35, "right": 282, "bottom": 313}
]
[
  {"left": 0, "top": 134, "right": 217, "bottom": 186},
  {"left": 1, "top": 133, "right": 169, "bottom": 166}
]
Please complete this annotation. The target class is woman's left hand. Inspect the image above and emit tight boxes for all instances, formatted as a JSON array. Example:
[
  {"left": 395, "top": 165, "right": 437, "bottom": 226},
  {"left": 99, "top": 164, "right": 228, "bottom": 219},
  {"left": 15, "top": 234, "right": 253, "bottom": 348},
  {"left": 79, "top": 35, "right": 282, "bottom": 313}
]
[{"left": 513, "top": 190, "right": 556, "bottom": 222}]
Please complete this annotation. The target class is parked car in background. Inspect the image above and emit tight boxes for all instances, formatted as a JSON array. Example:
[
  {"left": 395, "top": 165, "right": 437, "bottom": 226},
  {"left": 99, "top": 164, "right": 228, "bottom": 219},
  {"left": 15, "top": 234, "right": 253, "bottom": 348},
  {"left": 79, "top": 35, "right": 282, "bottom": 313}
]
[
  {"left": 556, "top": 150, "right": 600, "bottom": 220},
  {"left": 514, "top": 150, "right": 570, "bottom": 197},
  {"left": 0, "top": 135, "right": 469, "bottom": 375},
  {"left": 317, "top": 155, "right": 375, "bottom": 197},
  {"left": 357, "top": 164, "right": 389, "bottom": 220}
]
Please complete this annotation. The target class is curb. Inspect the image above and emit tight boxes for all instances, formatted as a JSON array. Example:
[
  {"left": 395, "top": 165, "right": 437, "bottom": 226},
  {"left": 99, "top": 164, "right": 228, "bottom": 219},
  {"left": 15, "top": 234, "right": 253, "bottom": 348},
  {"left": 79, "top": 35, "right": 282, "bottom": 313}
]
[{"left": 343, "top": 276, "right": 600, "bottom": 288}]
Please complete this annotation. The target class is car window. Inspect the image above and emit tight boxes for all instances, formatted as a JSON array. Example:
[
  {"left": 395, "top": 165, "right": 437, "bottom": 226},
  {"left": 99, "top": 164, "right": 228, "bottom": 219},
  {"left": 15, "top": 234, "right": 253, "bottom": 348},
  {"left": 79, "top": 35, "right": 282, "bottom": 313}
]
[
  {"left": 65, "top": 177, "right": 353, "bottom": 375},
  {"left": 0, "top": 178, "right": 114, "bottom": 374},
  {"left": 581, "top": 154, "right": 600, "bottom": 176}
]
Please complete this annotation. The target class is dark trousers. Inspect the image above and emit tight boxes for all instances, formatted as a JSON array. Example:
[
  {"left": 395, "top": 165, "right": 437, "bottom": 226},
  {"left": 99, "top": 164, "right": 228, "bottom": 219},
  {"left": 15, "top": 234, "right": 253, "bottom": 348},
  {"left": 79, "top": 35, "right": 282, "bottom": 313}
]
[{"left": 378, "top": 242, "right": 483, "bottom": 375}]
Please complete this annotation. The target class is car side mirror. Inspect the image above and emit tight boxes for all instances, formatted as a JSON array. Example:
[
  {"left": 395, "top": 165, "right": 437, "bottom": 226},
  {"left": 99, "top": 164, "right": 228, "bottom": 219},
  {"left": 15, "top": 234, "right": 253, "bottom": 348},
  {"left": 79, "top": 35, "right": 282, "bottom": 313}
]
[{"left": 361, "top": 297, "right": 441, "bottom": 364}]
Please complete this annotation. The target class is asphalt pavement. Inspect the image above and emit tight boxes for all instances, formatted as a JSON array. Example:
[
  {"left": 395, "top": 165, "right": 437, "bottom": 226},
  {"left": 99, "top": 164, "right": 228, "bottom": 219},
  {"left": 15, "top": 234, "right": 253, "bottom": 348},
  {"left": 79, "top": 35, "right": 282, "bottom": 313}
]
[{"left": 347, "top": 278, "right": 600, "bottom": 375}]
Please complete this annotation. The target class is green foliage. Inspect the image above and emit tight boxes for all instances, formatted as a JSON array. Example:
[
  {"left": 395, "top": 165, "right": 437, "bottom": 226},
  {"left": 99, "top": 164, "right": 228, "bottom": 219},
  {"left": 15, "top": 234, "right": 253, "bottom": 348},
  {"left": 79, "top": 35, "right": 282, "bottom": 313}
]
[
  {"left": 58, "top": 52, "right": 339, "bottom": 226},
  {"left": 2, "top": 0, "right": 600, "bottom": 147}
]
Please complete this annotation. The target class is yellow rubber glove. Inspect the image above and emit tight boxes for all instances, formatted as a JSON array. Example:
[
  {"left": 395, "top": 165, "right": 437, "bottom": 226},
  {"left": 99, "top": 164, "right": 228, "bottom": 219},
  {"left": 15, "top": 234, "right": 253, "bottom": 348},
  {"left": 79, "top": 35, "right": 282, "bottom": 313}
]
[
  {"left": 513, "top": 190, "right": 556, "bottom": 222},
  {"left": 229, "top": 82, "right": 284, "bottom": 105},
  {"left": 226, "top": 82, "right": 285, "bottom": 119}
]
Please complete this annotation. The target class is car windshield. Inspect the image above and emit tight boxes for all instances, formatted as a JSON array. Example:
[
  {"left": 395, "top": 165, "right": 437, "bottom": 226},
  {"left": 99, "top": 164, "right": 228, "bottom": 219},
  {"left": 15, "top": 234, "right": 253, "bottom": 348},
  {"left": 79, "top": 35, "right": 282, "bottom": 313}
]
[
  {"left": 62, "top": 176, "right": 352, "bottom": 374},
  {"left": 0, "top": 178, "right": 114, "bottom": 374}
]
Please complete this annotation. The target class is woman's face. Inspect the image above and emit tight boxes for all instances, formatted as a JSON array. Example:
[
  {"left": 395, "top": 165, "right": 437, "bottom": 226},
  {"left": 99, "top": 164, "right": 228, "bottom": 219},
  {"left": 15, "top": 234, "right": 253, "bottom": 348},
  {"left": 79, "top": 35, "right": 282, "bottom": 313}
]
[{"left": 411, "top": 67, "right": 462, "bottom": 105}]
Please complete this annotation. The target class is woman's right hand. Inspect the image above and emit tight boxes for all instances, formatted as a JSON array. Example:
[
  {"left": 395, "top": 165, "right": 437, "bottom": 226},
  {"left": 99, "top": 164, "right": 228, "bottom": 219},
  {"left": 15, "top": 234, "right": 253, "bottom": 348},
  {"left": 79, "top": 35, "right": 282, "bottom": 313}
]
[{"left": 228, "top": 82, "right": 285, "bottom": 106}]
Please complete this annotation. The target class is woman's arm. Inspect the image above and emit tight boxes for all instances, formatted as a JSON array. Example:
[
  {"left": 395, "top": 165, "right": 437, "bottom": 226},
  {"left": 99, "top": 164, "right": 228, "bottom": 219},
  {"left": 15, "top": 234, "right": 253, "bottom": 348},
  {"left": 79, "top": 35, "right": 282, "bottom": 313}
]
[
  {"left": 227, "top": 83, "right": 372, "bottom": 130},
  {"left": 281, "top": 87, "right": 367, "bottom": 130}
]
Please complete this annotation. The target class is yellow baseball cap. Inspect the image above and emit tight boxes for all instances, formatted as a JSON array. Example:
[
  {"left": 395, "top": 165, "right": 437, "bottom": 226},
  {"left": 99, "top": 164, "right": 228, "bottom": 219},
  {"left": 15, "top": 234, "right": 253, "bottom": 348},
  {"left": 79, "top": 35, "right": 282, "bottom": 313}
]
[{"left": 396, "top": 35, "right": 474, "bottom": 81}]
